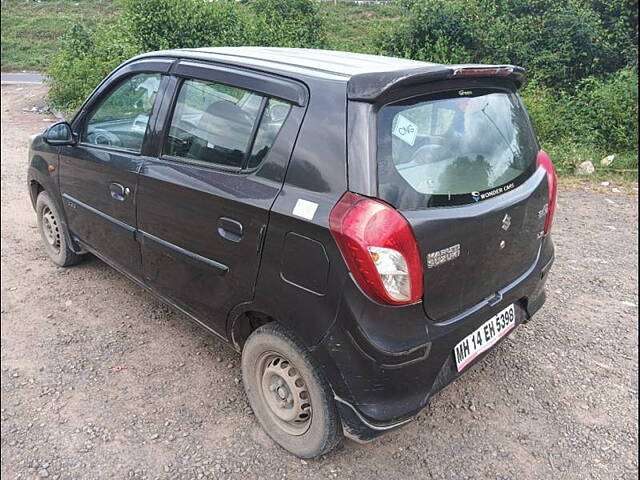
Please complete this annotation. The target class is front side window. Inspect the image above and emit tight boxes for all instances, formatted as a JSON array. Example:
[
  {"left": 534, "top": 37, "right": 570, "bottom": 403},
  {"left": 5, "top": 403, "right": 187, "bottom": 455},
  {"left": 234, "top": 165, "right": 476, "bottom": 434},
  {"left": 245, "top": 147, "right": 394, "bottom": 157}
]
[
  {"left": 84, "top": 73, "right": 161, "bottom": 152},
  {"left": 165, "top": 79, "right": 291, "bottom": 169},
  {"left": 377, "top": 89, "right": 538, "bottom": 208}
]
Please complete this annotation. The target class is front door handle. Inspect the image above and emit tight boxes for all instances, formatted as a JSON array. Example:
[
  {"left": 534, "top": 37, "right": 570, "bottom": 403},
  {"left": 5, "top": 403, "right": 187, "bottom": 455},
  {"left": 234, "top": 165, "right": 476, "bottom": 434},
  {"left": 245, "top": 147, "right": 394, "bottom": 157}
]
[
  {"left": 217, "top": 217, "right": 243, "bottom": 242},
  {"left": 109, "top": 182, "right": 129, "bottom": 202}
]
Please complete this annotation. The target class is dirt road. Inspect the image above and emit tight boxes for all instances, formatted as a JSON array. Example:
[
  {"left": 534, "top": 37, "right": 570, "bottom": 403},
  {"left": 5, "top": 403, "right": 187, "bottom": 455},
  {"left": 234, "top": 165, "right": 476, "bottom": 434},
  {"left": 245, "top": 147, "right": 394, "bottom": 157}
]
[{"left": 1, "top": 84, "right": 638, "bottom": 479}]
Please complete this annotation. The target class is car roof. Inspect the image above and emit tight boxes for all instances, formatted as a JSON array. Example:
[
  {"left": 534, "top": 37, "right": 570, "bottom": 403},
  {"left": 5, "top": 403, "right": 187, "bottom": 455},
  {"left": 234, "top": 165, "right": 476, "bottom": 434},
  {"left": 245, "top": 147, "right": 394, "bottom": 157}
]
[
  {"left": 133, "top": 47, "right": 525, "bottom": 102},
  {"left": 151, "top": 47, "right": 441, "bottom": 78}
]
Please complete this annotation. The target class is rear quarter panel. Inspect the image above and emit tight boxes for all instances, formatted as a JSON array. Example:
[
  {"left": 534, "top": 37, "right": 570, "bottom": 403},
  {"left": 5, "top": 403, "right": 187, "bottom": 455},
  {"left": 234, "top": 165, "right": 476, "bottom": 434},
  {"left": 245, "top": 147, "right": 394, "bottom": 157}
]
[{"left": 249, "top": 78, "right": 350, "bottom": 349}]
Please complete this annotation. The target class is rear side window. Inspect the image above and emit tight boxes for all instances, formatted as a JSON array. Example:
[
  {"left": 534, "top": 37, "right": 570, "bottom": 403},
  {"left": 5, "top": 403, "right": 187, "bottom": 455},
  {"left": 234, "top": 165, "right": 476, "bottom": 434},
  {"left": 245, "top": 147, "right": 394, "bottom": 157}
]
[
  {"left": 165, "top": 79, "right": 291, "bottom": 169},
  {"left": 248, "top": 98, "right": 292, "bottom": 169},
  {"left": 377, "top": 88, "right": 538, "bottom": 208}
]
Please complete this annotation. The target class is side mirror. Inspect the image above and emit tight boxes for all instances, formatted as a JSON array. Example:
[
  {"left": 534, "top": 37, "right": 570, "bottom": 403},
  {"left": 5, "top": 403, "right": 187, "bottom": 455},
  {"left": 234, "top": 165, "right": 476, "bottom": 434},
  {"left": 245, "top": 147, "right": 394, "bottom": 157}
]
[{"left": 43, "top": 121, "right": 77, "bottom": 146}]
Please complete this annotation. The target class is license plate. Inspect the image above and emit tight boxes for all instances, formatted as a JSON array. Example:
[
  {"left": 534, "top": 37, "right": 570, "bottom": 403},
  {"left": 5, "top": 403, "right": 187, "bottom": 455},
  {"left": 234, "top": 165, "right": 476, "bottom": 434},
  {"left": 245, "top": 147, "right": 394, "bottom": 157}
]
[{"left": 454, "top": 304, "right": 516, "bottom": 372}]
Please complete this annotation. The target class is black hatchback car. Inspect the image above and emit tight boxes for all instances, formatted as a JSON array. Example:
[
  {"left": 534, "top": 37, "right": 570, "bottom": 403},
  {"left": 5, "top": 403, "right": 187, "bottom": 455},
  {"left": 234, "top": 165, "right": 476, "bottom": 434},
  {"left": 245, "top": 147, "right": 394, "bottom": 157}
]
[{"left": 28, "top": 47, "right": 556, "bottom": 458}]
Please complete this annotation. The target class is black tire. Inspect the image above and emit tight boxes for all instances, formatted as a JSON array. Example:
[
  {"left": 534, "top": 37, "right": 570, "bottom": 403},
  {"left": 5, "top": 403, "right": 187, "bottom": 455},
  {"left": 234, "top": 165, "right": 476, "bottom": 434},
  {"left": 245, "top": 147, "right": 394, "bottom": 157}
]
[
  {"left": 241, "top": 323, "right": 342, "bottom": 458},
  {"left": 36, "top": 191, "right": 83, "bottom": 267}
]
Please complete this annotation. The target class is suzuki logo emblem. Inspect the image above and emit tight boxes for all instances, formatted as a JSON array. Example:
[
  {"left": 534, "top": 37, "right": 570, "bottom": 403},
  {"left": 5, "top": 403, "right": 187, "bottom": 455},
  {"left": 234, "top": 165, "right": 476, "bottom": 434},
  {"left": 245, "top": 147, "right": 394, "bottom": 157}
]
[{"left": 502, "top": 214, "right": 512, "bottom": 231}]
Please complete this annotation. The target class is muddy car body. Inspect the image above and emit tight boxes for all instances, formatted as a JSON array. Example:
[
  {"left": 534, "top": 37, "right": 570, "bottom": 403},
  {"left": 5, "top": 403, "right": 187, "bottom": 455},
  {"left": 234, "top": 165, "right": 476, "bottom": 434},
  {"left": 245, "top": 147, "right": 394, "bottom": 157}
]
[{"left": 27, "top": 47, "right": 556, "bottom": 458}]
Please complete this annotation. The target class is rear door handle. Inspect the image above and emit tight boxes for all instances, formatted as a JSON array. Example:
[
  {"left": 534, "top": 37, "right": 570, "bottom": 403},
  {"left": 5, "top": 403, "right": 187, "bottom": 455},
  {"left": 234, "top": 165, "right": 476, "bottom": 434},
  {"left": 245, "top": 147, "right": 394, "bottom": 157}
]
[
  {"left": 109, "top": 182, "right": 129, "bottom": 201},
  {"left": 217, "top": 217, "right": 243, "bottom": 242}
]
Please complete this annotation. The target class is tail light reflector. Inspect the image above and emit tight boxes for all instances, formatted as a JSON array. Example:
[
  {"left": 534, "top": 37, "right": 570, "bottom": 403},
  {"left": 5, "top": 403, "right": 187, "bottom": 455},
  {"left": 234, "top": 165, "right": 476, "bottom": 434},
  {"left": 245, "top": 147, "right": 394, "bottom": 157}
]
[
  {"left": 537, "top": 150, "right": 557, "bottom": 234},
  {"left": 329, "top": 192, "right": 423, "bottom": 305}
]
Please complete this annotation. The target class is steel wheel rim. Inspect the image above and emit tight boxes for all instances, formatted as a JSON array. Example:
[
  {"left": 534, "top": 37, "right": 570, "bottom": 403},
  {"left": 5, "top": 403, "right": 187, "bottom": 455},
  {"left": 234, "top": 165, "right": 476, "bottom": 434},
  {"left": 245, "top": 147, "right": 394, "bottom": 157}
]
[
  {"left": 256, "top": 351, "right": 312, "bottom": 436},
  {"left": 41, "top": 206, "right": 61, "bottom": 253}
]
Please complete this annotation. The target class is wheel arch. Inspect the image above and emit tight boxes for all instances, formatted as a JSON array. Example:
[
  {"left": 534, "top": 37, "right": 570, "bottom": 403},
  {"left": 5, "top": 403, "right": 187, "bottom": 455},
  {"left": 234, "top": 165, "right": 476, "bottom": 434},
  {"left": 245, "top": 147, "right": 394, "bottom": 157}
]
[
  {"left": 227, "top": 303, "right": 353, "bottom": 415},
  {"left": 29, "top": 179, "right": 45, "bottom": 209},
  {"left": 228, "top": 308, "right": 276, "bottom": 351}
]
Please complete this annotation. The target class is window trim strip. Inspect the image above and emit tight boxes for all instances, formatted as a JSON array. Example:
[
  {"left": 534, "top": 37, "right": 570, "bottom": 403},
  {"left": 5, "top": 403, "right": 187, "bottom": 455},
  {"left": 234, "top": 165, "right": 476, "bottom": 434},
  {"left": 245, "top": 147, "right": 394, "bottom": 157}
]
[
  {"left": 172, "top": 60, "right": 307, "bottom": 106},
  {"left": 242, "top": 96, "right": 269, "bottom": 170}
]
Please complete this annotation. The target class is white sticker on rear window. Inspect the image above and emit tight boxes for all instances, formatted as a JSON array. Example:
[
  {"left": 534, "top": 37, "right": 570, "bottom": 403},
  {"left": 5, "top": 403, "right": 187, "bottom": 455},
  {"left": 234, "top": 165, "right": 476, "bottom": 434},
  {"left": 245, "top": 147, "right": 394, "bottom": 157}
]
[{"left": 392, "top": 114, "right": 418, "bottom": 146}]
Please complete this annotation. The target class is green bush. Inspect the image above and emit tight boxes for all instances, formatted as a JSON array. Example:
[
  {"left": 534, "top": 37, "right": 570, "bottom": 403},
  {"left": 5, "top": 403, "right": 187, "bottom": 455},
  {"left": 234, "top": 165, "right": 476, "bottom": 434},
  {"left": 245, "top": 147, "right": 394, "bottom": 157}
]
[
  {"left": 48, "top": 23, "right": 137, "bottom": 113},
  {"left": 248, "top": 0, "right": 326, "bottom": 48},
  {"left": 376, "top": 0, "right": 478, "bottom": 64},
  {"left": 522, "top": 68, "right": 638, "bottom": 172},
  {"left": 572, "top": 68, "right": 638, "bottom": 152},
  {"left": 122, "top": 0, "right": 252, "bottom": 52},
  {"left": 480, "top": 0, "right": 612, "bottom": 89}
]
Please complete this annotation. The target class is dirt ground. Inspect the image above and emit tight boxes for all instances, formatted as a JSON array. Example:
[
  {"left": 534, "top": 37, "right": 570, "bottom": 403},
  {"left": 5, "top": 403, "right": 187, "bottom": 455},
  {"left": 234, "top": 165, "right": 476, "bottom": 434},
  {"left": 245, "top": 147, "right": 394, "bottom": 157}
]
[{"left": 1, "top": 83, "right": 638, "bottom": 480}]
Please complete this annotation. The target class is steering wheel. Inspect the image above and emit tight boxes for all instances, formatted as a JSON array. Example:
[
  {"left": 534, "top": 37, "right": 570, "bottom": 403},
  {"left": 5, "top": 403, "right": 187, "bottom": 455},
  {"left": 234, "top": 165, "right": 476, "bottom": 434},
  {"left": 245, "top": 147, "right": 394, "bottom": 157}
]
[
  {"left": 86, "top": 129, "right": 123, "bottom": 148},
  {"left": 409, "top": 143, "right": 453, "bottom": 165}
]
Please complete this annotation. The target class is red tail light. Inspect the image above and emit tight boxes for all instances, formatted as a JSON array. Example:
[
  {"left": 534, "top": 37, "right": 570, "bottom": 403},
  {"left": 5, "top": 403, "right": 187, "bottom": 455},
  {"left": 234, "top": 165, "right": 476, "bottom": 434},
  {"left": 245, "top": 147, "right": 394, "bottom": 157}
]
[
  {"left": 329, "top": 192, "right": 423, "bottom": 306},
  {"left": 537, "top": 150, "right": 557, "bottom": 234}
]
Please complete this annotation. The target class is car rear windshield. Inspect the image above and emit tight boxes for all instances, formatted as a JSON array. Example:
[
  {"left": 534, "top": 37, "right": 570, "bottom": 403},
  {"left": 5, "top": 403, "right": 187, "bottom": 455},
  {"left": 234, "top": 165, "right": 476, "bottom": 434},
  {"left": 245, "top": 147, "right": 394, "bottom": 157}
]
[{"left": 376, "top": 88, "right": 538, "bottom": 208}]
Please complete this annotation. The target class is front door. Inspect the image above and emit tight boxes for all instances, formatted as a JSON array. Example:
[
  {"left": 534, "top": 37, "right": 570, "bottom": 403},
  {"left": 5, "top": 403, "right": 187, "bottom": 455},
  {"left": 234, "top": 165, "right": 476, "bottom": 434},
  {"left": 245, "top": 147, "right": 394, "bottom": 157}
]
[
  {"left": 59, "top": 71, "right": 164, "bottom": 279},
  {"left": 137, "top": 69, "right": 305, "bottom": 334}
]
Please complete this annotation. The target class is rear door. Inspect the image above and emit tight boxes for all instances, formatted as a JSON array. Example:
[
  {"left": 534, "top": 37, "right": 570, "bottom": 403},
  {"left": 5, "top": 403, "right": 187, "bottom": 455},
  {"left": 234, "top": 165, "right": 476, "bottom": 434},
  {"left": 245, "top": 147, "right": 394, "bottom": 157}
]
[
  {"left": 137, "top": 62, "right": 307, "bottom": 334},
  {"left": 60, "top": 60, "right": 172, "bottom": 279},
  {"left": 375, "top": 85, "right": 549, "bottom": 322}
]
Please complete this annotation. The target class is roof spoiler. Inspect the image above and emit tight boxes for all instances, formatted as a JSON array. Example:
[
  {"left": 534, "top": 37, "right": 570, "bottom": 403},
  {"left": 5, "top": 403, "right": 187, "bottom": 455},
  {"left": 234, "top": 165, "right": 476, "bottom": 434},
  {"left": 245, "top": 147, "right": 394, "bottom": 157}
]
[{"left": 347, "top": 64, "right": 526, "bottom": 102}]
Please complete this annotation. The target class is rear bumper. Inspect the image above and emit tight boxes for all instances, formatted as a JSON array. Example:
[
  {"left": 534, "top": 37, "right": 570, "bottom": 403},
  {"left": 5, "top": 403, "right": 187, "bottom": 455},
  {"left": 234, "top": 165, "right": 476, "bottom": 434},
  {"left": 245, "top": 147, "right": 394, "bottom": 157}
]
[
  {"left": 334, "top": 301, "right": 533, "bottom": 442},
  {"left": 317, "top": 236, "right": 554, "bottom": 442}
]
